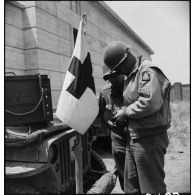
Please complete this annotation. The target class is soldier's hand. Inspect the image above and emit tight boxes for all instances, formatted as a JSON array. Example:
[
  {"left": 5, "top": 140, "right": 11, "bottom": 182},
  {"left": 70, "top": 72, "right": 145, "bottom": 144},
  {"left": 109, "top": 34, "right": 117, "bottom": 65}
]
[
  {"left": 113, "top": 109, "right": 127, "bottom": 120},
  {"left": 113, "top": 109, "right": 128, "bottom": 127},
  {"left": 107, "top": 120, "right": 118, "bottom": 128}
]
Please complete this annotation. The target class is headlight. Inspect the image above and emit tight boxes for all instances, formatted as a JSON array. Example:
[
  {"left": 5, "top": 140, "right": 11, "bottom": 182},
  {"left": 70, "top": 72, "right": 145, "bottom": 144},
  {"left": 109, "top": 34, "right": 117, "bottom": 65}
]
[{"left": 48, "top": 144, "right": 58, "bottom": 164}]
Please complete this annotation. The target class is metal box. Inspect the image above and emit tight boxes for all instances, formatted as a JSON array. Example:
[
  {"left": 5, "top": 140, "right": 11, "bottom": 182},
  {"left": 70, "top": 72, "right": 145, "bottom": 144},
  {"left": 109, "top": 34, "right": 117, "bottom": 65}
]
[{"left": 5, "top": 75, "right": 53, "bottom": 126}]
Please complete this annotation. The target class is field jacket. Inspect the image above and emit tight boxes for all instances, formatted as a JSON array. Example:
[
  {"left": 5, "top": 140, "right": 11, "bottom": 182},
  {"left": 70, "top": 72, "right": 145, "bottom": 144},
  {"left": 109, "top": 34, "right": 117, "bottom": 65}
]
[{"left": 123, "top": 59, "right": 172, "bottom": 138}]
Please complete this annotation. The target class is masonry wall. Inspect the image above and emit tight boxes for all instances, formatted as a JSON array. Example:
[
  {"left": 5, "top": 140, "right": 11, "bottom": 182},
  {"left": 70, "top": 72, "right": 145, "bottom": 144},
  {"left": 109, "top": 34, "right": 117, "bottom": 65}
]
[
  {"left": 182, "top": 85, "right": 190, "bottom": 101},
  {"left": 5, "top": 3, "right": 25, "bottom": 75},
  {"left": 170, "top": 83, "right": 190, "bottom": 101},
  {"left": 5, "top": 1, "right": 153, "bottom": 110}
]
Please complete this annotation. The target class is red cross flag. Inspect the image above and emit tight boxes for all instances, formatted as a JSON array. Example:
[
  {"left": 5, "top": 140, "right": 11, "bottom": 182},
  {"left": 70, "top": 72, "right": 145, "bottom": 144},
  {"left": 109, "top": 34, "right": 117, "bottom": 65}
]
[{"left": 56, "top": 17, "right": 99, "bottom": 134}]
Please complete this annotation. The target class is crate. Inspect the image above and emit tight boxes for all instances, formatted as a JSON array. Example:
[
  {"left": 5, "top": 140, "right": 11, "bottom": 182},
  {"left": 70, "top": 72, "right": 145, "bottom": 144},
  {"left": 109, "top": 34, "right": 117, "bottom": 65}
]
[{"left": 5, "top": 75, "right": 53, "bottom": 126}]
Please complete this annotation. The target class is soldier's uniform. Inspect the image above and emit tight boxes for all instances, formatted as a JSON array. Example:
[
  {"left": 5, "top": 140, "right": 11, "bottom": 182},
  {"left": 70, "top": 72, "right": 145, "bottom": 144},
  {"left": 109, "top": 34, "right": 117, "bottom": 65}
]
[
  {"left": 98, "top": 82, "right": 126, "bottom": 191},
  {"left": 123, "top": 59, "right": 171, "bottom": 193}
]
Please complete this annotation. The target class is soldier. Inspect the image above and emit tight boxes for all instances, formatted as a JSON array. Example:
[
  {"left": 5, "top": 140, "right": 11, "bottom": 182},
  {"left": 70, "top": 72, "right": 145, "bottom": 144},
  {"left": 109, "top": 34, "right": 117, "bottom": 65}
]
[
  {"left": 103, "top": 41, "right": 171, "bottom": 194},
  {"left": 98, "top": 70, "right": 126, "bottom": 191}
]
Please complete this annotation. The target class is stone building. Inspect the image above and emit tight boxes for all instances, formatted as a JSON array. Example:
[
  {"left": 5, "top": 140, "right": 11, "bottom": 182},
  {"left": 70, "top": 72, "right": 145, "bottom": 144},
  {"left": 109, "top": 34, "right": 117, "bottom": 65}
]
[
  {"left": 170, "top": 83, "right": 190, "bottom": 101},
  {"left": 5, "top": 1, "right": 154, "bottom": 110}
]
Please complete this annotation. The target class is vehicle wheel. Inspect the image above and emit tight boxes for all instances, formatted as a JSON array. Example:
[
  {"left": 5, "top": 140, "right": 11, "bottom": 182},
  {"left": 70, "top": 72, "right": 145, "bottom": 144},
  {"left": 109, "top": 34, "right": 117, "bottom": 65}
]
[
  {"left": 6, "top": 181, "right": 40, "bottom": 194},
  {"left": 90, "top": 150, "right": 107, "bottom": 172}
]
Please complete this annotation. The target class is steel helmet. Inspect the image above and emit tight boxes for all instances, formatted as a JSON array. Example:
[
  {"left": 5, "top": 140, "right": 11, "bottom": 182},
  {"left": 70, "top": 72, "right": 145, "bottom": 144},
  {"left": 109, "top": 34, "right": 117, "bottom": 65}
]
[{"left": 103, "top": 41, "right": 130, "bottom": 71}]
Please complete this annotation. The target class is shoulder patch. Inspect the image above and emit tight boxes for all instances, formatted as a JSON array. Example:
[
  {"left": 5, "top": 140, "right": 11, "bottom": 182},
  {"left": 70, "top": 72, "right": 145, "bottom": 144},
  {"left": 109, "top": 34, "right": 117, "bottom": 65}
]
[{"left": 142, "top": 72, "right": 150, "bottom": 81}]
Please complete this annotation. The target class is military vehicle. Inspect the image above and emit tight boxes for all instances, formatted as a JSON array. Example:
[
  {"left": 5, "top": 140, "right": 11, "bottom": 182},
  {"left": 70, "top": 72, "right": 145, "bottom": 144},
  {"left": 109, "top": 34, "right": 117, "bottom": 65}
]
[{"left": 5, "top": 74, "right": 116, "bottom": 194}]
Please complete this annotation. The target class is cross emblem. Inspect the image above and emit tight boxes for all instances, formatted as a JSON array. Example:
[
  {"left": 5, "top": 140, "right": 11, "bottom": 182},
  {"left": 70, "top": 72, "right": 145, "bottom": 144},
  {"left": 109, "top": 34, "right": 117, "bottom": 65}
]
[{"left": 67, "top": 53, "right": 96, "bottom": 99}]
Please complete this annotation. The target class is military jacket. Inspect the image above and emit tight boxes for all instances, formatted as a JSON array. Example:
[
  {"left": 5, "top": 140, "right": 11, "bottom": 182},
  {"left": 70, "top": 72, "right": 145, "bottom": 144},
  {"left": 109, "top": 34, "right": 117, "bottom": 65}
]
[{"left": 123, "top": 59, "right": 172, "bottom": 138}]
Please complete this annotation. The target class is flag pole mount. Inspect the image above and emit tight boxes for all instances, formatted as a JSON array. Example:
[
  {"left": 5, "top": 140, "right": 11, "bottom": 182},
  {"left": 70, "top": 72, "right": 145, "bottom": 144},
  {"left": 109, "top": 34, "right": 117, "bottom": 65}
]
[
  {"left": 82, "top": 14, "right": 87, "bottom": 23},
  {"left": 82, "top": 14, "right": 87, "bottom": 36}
]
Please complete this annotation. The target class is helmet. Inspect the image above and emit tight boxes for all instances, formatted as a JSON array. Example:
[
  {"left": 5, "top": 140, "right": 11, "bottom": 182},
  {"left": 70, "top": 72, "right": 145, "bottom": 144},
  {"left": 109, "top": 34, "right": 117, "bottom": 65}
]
[{"left": 103, "top": 41, "right": 130, "bottom": 70}]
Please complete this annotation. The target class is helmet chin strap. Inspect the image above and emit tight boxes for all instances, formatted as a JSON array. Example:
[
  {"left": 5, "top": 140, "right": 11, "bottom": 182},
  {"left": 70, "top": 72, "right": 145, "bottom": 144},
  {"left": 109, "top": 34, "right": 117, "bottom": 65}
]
[
  {"left": 120, "top": 52, "right": 136, "bottom": 76},
  {"left": 112, "top": 47, "right": 131, "bottom": 72}
]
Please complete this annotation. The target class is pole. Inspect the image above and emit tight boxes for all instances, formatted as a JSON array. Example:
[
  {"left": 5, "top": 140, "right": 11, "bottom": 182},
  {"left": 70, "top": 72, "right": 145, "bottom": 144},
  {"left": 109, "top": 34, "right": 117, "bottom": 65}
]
[
  {"left": 74, "top": 132, "right": 83, "bottom": 194},
  {"left": 74, "top": 14, "right": 87, "bottom": 194}
]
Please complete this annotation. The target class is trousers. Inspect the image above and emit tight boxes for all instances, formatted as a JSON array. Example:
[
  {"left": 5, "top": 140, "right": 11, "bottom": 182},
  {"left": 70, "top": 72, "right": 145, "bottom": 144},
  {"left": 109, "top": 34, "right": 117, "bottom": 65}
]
[
  {"left": 124, "top": 130, "right": 169, "bottom": 194},
  {"left": 111, "top": 129, "right": 126, "bottom": 191}
]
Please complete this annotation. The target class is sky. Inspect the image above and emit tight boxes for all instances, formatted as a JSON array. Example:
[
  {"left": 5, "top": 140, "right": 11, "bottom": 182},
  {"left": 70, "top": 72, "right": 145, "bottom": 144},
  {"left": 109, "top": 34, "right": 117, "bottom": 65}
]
[{"left": 105, "top": 1, "right": 190, "bottom": 84}]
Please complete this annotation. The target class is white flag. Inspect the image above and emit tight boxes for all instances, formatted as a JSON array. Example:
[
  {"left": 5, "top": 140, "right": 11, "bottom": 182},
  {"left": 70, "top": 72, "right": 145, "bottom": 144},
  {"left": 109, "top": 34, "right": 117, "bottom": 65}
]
[{"left": 56, "top": 19, "right": 99, "bottom": 134}]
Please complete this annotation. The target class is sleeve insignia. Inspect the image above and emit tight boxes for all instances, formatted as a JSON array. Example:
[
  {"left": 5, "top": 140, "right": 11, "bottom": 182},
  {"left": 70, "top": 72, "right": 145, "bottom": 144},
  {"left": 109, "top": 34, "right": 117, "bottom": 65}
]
[
  {"left": 138, "top": 88, "right": 150, "bottom": 98},
  {"left": 142, "top": 72, "right": 150, "bottom": 81}
]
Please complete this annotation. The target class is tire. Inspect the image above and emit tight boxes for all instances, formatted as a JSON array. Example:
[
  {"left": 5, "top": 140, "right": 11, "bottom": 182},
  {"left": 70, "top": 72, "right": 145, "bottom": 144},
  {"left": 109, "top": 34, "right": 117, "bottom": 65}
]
[
  {"left": 6, "top": 180, "right": 40, "bottom": 194},
  {"left": 90, "top": 150, "right": 107, "bottom": 172}
]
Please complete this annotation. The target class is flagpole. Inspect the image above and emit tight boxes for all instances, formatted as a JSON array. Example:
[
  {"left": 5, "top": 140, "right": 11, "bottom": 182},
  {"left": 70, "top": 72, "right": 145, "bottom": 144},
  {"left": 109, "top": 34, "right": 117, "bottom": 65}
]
[
  {"left": 74, "top": 132, "right": 83, "bottom": 194},
  {"left": 73, "top": 14, "right": 87, "bottom": 194}
]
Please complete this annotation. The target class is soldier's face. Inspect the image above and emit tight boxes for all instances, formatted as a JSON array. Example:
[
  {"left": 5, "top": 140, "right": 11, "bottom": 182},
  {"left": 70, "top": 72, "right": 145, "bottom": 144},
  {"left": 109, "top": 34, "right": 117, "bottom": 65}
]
[{"left": 109, "top": 75, "right": 124, "bottom": 86}]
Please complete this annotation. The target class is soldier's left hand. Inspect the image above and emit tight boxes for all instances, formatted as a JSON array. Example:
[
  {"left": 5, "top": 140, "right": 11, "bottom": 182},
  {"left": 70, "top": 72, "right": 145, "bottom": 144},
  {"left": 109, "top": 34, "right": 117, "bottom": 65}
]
[{"left": 113, "top": 109, "right": 127, "bottom": 123}]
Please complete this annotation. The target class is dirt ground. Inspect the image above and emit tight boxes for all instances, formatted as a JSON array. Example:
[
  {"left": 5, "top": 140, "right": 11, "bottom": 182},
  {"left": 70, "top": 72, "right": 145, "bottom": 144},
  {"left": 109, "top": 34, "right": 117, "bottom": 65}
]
[{"left": 95, "top": 142, "right": 190, "bottom": 193}]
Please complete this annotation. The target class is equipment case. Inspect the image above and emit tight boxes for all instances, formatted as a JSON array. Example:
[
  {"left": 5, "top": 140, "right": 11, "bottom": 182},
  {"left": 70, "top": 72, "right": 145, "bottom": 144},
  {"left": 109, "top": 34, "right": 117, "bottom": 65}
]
[{"left": 5, "top": 74, "right": 53, "bottom": 126}]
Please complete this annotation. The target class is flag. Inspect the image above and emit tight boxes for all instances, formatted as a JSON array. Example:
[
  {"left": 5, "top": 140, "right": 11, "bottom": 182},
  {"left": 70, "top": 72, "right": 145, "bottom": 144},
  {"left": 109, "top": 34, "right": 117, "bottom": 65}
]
[{"left": 56, "top": 18, "right": 99, "bottom": 134}]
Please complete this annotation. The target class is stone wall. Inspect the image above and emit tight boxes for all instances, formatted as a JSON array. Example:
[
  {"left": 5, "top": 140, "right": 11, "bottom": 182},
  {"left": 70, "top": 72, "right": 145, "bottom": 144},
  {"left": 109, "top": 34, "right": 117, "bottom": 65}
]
[
  {"left": 5, "top": 3, "right": 25, "bottom": 75},
  {"left": 170, "top": 83, "right": 190, "bottom": 101},
  {"left": 5, "top": 1, "right": 153, "bottom": 110}
]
